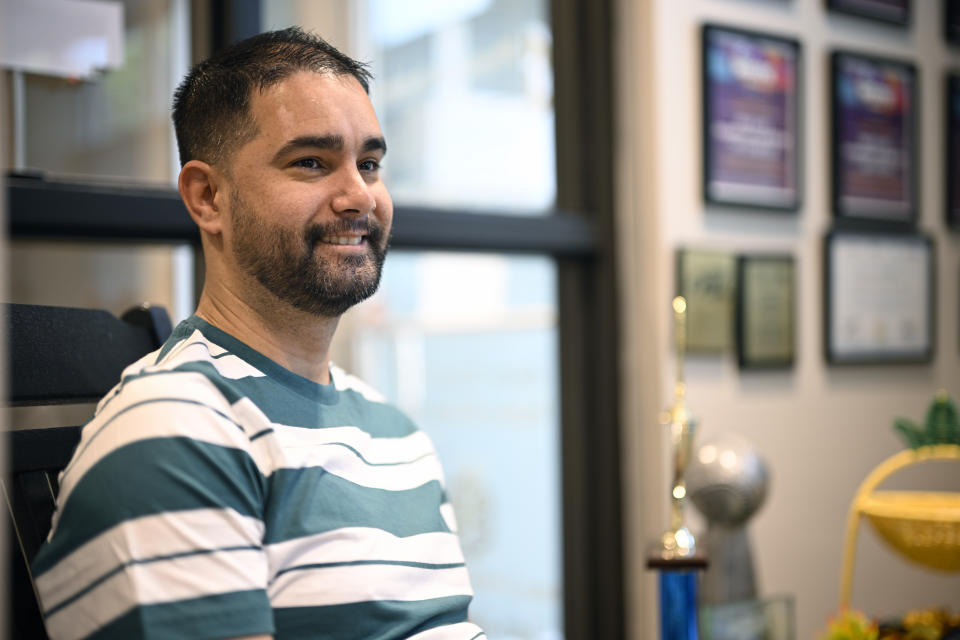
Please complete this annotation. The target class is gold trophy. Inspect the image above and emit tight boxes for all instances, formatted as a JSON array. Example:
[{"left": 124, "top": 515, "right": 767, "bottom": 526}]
[
  {"left": 656, "top": 296, "right": 699, "bottom": 561},
  {"left": 647, "top": 297, "right": 706, "bottom": 639}
]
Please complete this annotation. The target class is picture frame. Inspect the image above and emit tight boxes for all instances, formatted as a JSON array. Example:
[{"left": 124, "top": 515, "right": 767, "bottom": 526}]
[
  {"left": 947, "top": 73, "right": 960, "bottom": 228},
  {"left": 676, "top": 248, "right": 737, "bottom": 353},
  {"left": 946, "top": 0, "right": 960, "bottom": 45},
  {"left": 736, "top": 255, "right": 795, "bottom": 369},
  {"left": 824, "top": 230, "right": 934, "bottom": 364},
  {"left": 831, "top": 51, "right": 918, "bottom": 228},
  {"left": 826, "top": 0, "right": 911, "bottom": 26},
  {"left": 702, "top": 24, "right": 802, "bottom": 211}
]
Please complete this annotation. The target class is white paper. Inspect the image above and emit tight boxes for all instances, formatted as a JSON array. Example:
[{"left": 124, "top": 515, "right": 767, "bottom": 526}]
[
  {"left": 830, "top": 234, "right": 930, "bottom": 359},
  {"left": 0, "top": 0, "right": 123, "bottom": 78}
]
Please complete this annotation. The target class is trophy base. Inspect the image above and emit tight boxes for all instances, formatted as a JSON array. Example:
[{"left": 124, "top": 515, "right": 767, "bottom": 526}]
[
  {"left": 646, "top": 553, "right": 709, "bottom": 570},
  {"left": 646, "top": 534, "right": 708, "bottom": 640},
  {"left": 646, "top": 526, "right": 708, "bottom": 569}
]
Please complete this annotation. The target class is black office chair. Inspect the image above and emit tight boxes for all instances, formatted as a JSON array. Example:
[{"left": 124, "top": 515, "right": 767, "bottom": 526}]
[{"left": 4, "top": 302, "right": 172, "bottom": 640}]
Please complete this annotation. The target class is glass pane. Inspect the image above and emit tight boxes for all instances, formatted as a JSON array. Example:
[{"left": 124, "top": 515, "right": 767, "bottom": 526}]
[
  {"left": 20, "top": 0, "right": 187, "bottom": 184},
  {"left": 7, "top": 1, "right": 194, "bottom": 428},
  {"left": 335, "top": 252, "right": 563, "bottom": 638},
  {"left": 11, "top": 0, "right": 192, "bottom": 312},
  {"left": 362, "top": 0, "right": 556, "bottom": 213}
]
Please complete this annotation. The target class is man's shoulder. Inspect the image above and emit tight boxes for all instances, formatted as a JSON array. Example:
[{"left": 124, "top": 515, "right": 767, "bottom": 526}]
[
  {"left": 102, "top": 322, "right": 265, "bottom": 409},
  {"left": 82, "top": 322, "right": 268, "bottom": 442},
  {"left": 327, "top": 365, "right": 426, "bottom": 438}
]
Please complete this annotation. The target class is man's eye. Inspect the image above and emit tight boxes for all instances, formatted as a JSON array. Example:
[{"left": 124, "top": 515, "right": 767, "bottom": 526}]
[
  {"left": 293, "top": 158, "right": 322, "bottom": 170},
  {"left": 359, "top": 159, "right": 381, "bottom": 172}
]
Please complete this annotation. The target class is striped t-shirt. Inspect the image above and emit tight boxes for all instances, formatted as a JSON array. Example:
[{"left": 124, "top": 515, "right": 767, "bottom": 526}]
[{"left": 32, "top": 315, "right": 484, "bottom": 640}]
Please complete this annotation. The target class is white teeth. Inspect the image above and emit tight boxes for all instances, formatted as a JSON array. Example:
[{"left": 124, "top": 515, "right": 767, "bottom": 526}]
[{"left": 322, "top": 236, "right": 363, "bottom": 246}]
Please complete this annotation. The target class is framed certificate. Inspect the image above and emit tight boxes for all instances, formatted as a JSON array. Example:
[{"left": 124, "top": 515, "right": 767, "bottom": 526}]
[
  {"left": 824, "top": 231, "right": 934, "bottom": 364},
  {"left": 702, "top": 25, "right": 802, "bottom": 211},
  {"left": 737, "top": 255, "right": 795, "bottom": 369},
  {"left": 827, "top": 0, "right": 911, "bottom": 26},
  {"left": 676, "top": 248, "right": 736, "bottom": 353},
  {"left": 947, "top": 74, "right": 960, "bottom": 228},
  {"left": 831, "top": 51, "right": 917, "bottom": 226}
]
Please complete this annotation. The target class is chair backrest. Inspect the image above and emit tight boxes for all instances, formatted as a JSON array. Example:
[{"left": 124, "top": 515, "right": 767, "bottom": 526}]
[
  {"left": 4, "top": 303, "right": 172, "bottom": 640},
  {"left": 9, "top": 303, "right": 172, "bottom": 406}
]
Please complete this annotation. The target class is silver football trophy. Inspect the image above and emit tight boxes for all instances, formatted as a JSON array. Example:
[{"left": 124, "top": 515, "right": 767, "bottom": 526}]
[{"left": 687, "top": 433, "right": 769, "bottom": 604}]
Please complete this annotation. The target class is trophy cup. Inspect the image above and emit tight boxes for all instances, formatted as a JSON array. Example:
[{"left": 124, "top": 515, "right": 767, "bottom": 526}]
[{"left": 647, "top": 296, "right": 708, "bottom": 640}]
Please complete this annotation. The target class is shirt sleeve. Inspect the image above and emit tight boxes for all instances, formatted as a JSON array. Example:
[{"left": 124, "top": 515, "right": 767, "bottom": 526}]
[{"left": 31, "top": 372, "right": 274, "bottom": 640}]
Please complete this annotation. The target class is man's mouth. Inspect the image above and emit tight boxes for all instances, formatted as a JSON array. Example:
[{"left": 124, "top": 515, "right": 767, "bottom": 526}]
[{"left": 321, "top": 235, "right": 364, "bottom": 246}]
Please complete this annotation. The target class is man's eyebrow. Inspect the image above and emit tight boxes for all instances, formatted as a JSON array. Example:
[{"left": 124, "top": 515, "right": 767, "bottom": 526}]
[
  {"left": 272, "top": 135, "right": 387, "bottom": 162},
  {"left": 272, "top": 135, "right": 343, "bottom": 162},
  {"left": 362, "top": 136, "right": 387, "bottom": 155}
]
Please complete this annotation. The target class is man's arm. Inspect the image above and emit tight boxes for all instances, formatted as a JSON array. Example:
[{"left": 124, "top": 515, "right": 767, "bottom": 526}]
[{"left": 32, "top": 375, "right": 275, "bottom": 640}]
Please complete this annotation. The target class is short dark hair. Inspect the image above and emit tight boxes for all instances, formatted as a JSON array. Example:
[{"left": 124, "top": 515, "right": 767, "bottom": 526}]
[{"left": 172, "top": 27, "right": 372, "bottom": 167}]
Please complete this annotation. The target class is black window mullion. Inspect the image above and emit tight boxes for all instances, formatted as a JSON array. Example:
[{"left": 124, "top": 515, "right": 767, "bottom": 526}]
[
  {"left": 5, "top": 175, "right": 598, "bottom": 257},
  {"left": 391, "top": 207, "right": 595, "bottom": 256},
  {"left": 552, "top": 0, "right": 625, "bottom": 638}
]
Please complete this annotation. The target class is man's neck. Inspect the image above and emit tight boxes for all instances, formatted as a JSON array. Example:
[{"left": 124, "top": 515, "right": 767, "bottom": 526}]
[{"left": 194, "top": 284, "right": 340, "bottom": 385}]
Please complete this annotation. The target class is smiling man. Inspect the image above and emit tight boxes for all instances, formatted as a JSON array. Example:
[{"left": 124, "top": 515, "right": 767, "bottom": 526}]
[{"left": 31, "top": 28, "right": 484, "bottom": 640}]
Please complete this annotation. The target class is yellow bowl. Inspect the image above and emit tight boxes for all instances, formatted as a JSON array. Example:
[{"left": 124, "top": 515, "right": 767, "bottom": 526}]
[{"left": 861, "top": 491, "right": 960, "bottom": 572}]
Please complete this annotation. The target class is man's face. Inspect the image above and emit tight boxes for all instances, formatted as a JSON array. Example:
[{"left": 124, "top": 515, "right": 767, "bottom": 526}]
[{"left": 222, "top": 72, "right": 393, "bottom": 317}]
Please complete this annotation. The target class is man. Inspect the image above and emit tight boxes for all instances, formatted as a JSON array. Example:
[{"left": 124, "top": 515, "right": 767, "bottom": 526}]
[{"left": 32, "top": 27, "right": 484, "bottom": 640}]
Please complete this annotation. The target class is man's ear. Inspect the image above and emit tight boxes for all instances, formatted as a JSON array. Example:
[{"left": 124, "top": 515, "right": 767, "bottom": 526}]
[{"left": 178, "top": 160, "right": 226, "bottom": 235}]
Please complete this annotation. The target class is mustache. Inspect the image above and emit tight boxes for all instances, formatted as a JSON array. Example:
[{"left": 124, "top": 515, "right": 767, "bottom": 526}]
[{"left": 305, "top": 218, "right": 387, "bottom": 245}]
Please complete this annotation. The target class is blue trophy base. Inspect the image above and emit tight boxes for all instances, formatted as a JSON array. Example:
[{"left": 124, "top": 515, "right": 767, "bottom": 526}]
[{"left": 660, "top": 570, "right": 700, "bottom": 640}]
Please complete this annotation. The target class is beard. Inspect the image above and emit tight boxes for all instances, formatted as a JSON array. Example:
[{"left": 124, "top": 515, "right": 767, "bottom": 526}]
[{"left": 230, "top": 192, "right": 389, "bottom": 318}]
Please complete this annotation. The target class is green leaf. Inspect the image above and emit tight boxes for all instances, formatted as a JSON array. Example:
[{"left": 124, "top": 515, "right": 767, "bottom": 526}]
[
  {"left": 939, "top": 397, "right": 960, "bottom": 444},
  {"left": 893, "top": 418, "right": 926, "bottom": 449},
  {"left": 923, "top": 392, "right": 960, "bottom": 445}
]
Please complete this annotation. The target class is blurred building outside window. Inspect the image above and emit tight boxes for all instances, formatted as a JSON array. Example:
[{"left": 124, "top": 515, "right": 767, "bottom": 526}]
[
  {"left": 342, "top": 252, "right": 562, "bottom": 639},
  {"left": 365, "top": 0, "right": 555, "bottom": 213}
]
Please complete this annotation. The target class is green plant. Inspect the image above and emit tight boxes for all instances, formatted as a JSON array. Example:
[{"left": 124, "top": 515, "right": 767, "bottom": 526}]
[{"left": 894, "top": 391, "right": 960, "bottom": 449}]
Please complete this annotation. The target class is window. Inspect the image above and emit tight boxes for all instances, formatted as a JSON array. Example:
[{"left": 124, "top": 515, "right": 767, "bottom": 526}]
[
  {"left": 7, "top": 1, "right": 624, "bottom": 635},
  {"left": 338, "top": 1, "right": 622, "bottom": 637},
  {"left": 340, "top": 252, "right": 562, "bottom": 637},
  {"left": 367, "top": 0, "right": 554, "bottom": 212},
  {"left": 323, "top": 3, "right": 568, "bottom": 634},
  {"left": 6, "top": 0, "right": 194, "bottom": 430}
]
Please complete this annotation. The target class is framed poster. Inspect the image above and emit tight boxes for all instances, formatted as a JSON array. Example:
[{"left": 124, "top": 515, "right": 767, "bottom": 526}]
[
  {"left": 827, "top": 0, "right": 911, "bottom": 26},
  {"left": 947, "top": 0, "right": 960, "bottom": 45},
  {"left": 736, "top": 255, "right": 795, "bottom": 369},
  {"left": 702, "top": 25, "right": 802, "bottom": 211},
  {"left": 947, "top": 73, "right": 960, "bottom": 228},
  {"left": 824, "top": 231, "right": 933, "bottom": 364},
  {"left": 831, "top": 51, "right": 917, "bottom": 226},
  {"left": 676, "top": 248, "right": 736, "bottom": 353}
]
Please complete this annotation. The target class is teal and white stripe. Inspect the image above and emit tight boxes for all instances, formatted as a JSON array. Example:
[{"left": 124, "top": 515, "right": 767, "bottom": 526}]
[
  {"left": 33, "top": 315, "right": 483, "bottom": 640},
  {"left": 37, "top": 508, "right": 265, "bottom": 608},
  {"left": 45, "top": 547, "right": 268, "bottom": 640}
]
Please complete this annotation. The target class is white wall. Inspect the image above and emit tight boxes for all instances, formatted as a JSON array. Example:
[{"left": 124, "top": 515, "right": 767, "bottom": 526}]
[{"left": 617, "top": 1, "right": 960, "bottom": 638}]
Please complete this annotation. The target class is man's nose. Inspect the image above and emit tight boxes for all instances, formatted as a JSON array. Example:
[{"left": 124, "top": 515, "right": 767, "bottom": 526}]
[{"left": 332, "top": 165, "right": 376, "bottom": 215}]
